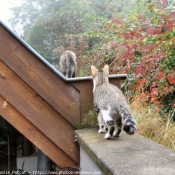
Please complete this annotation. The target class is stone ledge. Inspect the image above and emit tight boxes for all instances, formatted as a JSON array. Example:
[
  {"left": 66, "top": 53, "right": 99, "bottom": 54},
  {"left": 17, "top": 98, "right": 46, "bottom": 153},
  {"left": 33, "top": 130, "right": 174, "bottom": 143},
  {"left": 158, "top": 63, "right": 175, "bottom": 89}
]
[{"left": 75, "top": 128, "right": 175, "bottom": 175}]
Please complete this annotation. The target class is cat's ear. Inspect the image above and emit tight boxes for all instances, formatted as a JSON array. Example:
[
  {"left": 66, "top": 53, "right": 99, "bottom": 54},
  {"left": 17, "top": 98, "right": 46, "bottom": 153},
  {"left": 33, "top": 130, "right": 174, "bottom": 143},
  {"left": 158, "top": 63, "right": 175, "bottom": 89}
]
[
  {"left": 91, "top": 65, "right": 98, "bottom": 76},
  {"left": 103, "top": 64, "right": 109, "bottom": 75}
]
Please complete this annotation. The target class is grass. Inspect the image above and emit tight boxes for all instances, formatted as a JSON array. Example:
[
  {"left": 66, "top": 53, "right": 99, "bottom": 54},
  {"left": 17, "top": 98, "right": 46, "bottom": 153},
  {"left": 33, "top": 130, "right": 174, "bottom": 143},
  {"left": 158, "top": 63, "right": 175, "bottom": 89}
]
[{"left": 130, "top": 97, "right": 175, "bottom": 151}]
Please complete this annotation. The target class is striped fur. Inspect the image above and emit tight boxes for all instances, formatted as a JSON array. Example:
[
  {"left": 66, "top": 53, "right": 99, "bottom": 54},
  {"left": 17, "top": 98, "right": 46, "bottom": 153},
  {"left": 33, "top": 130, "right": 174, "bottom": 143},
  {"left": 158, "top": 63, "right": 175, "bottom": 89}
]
[{"left": 60, "top": 50, "right": 77, "bottom": 78}]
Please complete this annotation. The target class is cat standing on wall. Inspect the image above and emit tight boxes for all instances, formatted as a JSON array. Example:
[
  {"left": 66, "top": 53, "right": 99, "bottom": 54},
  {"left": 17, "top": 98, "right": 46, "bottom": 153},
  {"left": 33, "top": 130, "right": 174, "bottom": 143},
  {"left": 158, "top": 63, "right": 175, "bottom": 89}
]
[
  {"left": 60, "top": 50, "right": 77, "bottom": 78},
  {"left": 91, "top": 65, "right": 137, "bottom": 139}
]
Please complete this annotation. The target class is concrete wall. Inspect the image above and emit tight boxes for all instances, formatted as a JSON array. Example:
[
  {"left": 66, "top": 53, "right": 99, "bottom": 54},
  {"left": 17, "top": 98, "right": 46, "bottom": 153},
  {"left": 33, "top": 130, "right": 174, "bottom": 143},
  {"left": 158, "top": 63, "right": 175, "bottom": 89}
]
[
  {"left": 76, "top": 128, "right": 175, "bottom": 175},
  {"left": 17, "top": 153, "right": 38, "bottom": 175},
  {"left": 80, "top": 146, "right": 104, "bottom": 175}
]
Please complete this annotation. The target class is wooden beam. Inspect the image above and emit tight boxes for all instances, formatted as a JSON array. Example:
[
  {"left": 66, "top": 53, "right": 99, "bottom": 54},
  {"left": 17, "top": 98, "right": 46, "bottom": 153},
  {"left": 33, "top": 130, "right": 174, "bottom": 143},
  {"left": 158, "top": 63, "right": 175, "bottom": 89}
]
[
  {"left": 0, "top": 95, "right": 77, "bottom": 168},
  {"left": 0, "top": 60, "right": 79, "bottom": 163},
  {"left": 71, "top": 80, "right": 94, "bottom": 121},
  {"left": 0, "top": 25, "right": 80, "bottom": 126}
]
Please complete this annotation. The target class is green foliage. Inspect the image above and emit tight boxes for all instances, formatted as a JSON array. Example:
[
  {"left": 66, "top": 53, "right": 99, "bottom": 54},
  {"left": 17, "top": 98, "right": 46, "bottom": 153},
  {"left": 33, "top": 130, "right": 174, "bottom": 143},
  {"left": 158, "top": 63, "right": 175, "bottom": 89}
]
[
  {"left": 9, "top": 0, "right": 146, "bottom": 64},
  {"left": 26, "top": 18, "right": 54, "bottom": 63}
]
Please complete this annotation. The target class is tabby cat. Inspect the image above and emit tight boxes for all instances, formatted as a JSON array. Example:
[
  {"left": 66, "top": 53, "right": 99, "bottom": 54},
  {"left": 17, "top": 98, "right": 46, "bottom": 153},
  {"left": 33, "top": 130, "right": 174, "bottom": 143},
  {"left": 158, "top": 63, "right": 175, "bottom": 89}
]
[
  {"left": 91, "top": 65, "right": 137, "bottom": 139},
  {"left": 60, "top": 50, "right": 77, "bottom": 78}
]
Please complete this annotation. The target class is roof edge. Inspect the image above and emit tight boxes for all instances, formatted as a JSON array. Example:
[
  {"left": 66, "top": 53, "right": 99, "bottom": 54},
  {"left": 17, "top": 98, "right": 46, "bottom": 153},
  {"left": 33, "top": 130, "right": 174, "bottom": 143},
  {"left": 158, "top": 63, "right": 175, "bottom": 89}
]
[{"left": 1, "top": 21, "right": 127, "bottom": 82}]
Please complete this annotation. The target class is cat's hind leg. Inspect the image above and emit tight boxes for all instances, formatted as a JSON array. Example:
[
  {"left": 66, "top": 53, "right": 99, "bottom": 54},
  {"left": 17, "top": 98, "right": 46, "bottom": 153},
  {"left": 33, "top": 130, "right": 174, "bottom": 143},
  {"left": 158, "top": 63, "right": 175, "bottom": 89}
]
[
  {"left": 113, "top": 117, "right": 122, "bottom": 137},
  {"left": 105, "top": 120, "right": 114, "bottom": 139},
  {"left": 97, "top": 113, "right": 106, "bottom": 133},
  {"left": 101, "top": 109, "right": 114, "bottom": 139}
]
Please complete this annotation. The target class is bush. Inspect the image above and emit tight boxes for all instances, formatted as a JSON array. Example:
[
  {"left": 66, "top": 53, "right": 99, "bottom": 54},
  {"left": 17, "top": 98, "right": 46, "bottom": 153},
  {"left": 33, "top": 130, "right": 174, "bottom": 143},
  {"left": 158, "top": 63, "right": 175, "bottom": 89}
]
[{"left": 65, "top": 1, "right": 175, "bottom": 120}]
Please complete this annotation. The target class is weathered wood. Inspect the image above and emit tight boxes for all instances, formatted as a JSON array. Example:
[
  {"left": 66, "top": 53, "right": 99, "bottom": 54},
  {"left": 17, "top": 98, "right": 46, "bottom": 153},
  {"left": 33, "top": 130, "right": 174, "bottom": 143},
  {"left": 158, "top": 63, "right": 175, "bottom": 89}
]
[
  {"left": 0, "top": 60, "right": 79, "bottom": 163},
  {"left": 0, "top": 95, "right": 77, "bottom": 168},
  {"left": 71, "top": 81, "right": 94, "bottom": 122},
  {"left": 0, "top": 26, "right": 80, "bottom": 126},
  {"left": 109, "top": 79, "right": 121, "bottom": 89}
]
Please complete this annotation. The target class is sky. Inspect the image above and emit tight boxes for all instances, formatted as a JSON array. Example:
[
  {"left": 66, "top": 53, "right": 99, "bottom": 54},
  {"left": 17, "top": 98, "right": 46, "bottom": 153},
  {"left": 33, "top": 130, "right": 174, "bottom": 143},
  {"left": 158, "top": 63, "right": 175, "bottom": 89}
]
[
  {"left": 1, "top": 0, "right": 23, "bottom": 34},
  {"left": 0, "top": 0, "right": 22, "bottom": 26}
]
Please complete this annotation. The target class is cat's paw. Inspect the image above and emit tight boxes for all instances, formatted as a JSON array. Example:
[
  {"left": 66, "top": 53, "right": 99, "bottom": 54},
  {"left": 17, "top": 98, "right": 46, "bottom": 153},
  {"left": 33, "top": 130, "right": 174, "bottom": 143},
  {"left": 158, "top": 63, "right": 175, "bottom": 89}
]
[
  {"left": 102, "top": 127, "right": 107, "bottom": 133},
  {"left": 98, "top": 129, "right": 103, "bottom": 133},
  {"left": 105, "top": 133, "right": 111, "bottom": 139},
  {"left": 113, "top": 128, "right": 121, "bottom": 137},
  {"left": 98, "top": 128, "right": 106, "bottom": 133},
  {"left": 113, "top": 131, "right": 120, "bottom": 137}
]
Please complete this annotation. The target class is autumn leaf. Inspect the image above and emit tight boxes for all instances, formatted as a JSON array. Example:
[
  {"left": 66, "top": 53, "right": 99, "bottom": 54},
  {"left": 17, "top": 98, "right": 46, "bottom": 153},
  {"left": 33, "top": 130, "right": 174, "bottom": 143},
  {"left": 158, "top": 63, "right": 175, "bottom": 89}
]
[
  {"left": 164, "top": 86, "right": 175, "bottom": 93},
  {"left": 151, "top": 88, "right": 158, "bottom": 95},
  {"left": 167, "top": 75, "right": 175, "bottom": 85}
]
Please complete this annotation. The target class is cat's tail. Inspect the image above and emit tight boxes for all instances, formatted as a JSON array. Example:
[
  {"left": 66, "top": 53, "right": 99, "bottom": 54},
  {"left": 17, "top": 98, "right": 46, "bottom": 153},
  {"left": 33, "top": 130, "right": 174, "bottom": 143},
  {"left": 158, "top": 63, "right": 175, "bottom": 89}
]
[
  {"left": 123, "top": 116, "right": 137, "bottom": 135},
  {"left": 118, "top": 105, "right": 137, "bottom": 135},
  {"left": 67, "top": 53, "right": 76, "bottom": 78}
]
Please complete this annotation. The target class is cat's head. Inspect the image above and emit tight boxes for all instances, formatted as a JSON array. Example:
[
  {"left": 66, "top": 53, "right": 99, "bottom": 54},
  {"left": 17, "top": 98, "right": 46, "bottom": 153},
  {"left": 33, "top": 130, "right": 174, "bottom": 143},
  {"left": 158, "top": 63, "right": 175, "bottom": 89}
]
[{"left": 91, "top": 65, "right": 109, "bottom": 92}]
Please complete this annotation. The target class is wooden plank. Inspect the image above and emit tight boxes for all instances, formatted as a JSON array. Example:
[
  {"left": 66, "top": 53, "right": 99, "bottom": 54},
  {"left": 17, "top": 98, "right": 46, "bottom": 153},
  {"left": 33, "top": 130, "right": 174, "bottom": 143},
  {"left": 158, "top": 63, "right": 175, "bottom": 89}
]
[
  {"left": 71, "top": 80, "right": 94, "bottom": 119},
  {"left": 109, "top": 79, "right": 121, "bottom": 89},
  {"left": 0, "top": 26, "right": 80, "bottom": 126},
  {"left": 0, "top": 60, "right": 79, "bottom": 163},
  {"left": 0, "top": 95, "right": 77, "bottom": 168}
]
